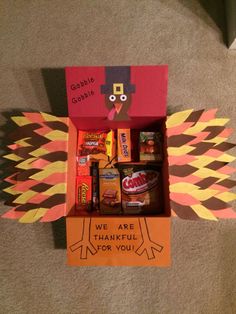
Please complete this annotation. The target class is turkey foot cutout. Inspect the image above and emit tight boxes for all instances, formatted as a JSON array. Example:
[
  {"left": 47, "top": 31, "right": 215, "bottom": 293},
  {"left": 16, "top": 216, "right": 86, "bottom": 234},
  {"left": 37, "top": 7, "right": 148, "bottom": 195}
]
[
  {"left": 69, "top": 218, "right": 97, "bottom": 259},
  {"left": 135, "top": 218, "right": 163, "bottom": 260}
]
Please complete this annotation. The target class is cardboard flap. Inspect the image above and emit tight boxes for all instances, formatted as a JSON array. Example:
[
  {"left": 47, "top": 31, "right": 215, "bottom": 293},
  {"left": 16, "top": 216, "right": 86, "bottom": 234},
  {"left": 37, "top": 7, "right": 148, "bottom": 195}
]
[
  {"left": 166, "top": 109, "right": 236, "bottom": 220},
  {"left": 2, "top": 112, "right": 70, "bottom": 223}
]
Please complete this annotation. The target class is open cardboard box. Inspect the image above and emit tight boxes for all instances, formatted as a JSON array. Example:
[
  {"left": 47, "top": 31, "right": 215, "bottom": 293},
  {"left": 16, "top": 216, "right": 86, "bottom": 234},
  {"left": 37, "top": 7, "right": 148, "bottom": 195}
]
[
  {"left": 65, "top": 66, "right": 170, "bottom": 266},
  {"left": 2, "top": 65, "right": 236, "bottom": 267}
]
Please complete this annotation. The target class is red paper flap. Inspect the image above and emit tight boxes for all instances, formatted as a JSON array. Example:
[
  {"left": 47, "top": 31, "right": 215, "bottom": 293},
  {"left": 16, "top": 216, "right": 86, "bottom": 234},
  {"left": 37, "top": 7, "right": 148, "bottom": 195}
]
[
  {"left": 66, "top": 66, "right": 168, "bottom": 120},
  {"left": 2, "top": 112, "right": 71, "bottom": 223},
  {"left": 166, "top": 109, "right": 236, "bottom": 220}
]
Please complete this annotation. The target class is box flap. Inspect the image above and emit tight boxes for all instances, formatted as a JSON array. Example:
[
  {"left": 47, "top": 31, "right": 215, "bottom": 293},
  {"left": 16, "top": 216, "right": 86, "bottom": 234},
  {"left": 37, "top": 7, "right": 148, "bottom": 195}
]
[
  {"left": 166, "top": 108, "right": 236, "bottom": 220},
  {"left": 66, "top": 65, "right": 168, "bottom": 121},
  {"left": 2, "top": 112, "right": 70, "bottom": 223}
]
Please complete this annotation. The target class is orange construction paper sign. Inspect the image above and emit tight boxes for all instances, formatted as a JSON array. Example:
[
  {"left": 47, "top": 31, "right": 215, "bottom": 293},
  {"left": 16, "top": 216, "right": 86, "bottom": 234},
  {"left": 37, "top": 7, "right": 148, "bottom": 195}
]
[{"left": 66, "top": 216, "right": 170, "bottom": 267}]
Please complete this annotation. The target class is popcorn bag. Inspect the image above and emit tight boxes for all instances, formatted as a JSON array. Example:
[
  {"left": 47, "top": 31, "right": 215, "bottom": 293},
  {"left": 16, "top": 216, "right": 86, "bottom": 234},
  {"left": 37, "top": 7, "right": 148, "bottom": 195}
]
[{"left": 2, "top": 66, "right": 236, "bottom": 267}]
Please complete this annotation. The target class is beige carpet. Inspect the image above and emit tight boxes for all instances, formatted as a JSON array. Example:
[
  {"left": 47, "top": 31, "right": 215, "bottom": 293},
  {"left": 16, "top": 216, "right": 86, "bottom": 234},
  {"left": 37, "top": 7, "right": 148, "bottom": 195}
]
[{"left": 1, "top": 1, "right": 236, "bottom": 313}]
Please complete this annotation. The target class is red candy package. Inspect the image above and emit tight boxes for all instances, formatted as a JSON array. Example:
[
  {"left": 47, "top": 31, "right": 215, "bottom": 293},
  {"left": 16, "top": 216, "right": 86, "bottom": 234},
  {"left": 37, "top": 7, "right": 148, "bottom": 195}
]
[
  {"left": 77, "top": 155, "right": 90, "bottom": 176},
  {"left": 77, "top": 130, "right": 108, "bottom": 156}
]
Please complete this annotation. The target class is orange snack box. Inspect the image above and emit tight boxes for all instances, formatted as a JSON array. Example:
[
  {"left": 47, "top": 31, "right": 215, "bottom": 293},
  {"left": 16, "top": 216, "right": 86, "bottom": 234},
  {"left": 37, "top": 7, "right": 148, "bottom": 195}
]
[
  {"left": 76, "top": 175, "right": 92, "bottom": 211},
  {"left": 117, "top": 129, "right": 131, "bottom": 162}
]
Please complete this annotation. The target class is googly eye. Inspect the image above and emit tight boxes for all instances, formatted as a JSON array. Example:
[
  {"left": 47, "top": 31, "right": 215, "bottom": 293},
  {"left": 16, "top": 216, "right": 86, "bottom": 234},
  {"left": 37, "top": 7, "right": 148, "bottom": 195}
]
[
  {"left": 120, "top": 94, "right": 127, "bottom": 101},
  {"left": 109, "top": 95, "right": 116, "bottom": 102}
]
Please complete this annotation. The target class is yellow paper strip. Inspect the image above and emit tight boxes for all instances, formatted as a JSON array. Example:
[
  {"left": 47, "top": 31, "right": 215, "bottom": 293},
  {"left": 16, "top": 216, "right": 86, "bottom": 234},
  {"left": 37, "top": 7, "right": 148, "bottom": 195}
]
[
  {"left": 189, "top": 189, "right": 219, "bottom": 201},
  {"left": 168, "top": 145, "right": 195, "bottom": 157},
  {"left": 29, "top": 161, "right": 67, "bottom": 180},
  {"left": 3, "top": 186, "right": 19, "bottom": 195},
  {"left": 215, "top": 192, "right": 236, "bottom": 202},
  {"left": 170, "top": 182, "right": 199, "bottom": 193},
  {"left": 166, "top": 109, "right": 193, "bottom": 128},
  {"left": 3, "top": 153, "right": 23, "bottom": 161},
  {"left": 193, "top": 168, "right": 229, "bottom": 180},
  {"left": 191, "top": 204, "right": 218, "bottom": 221},
  {"left": 14, "top": 190, "right": 37, "bottom": 204},
  {"left": 40, "top": 112, "right": 62, "bottom": 122},
  {"left": 216, "top": 154, "right": 236, "bottom": 163},
  {"left": 11, "top": 116, "right": 32, "bottom": 126},
  {"left": 16, "top": 157, "right": 37, "bottom": 170},
  {"left": 19, "top": 208, "right": 48, "bottom": 223},
  {"left": 189, "top": 156, "right": 215, "bottom": 168},
  {"left": 30, "top": 148, "right": 49, "bottom": 157},
  {"left": 43, "top": 183, "right": 67, "bottom": 196},
  {"left": 15, "top": 137, "right": 31, "bottom": 147},
  {"left": 204, "top": 137, "right": 228, "bottom": 145},
  {"left": 184, "top": 122, "right": 209, "bottom": 135},
  {"left": 44, "top": 130, "right": 68, "bottom": 141}
]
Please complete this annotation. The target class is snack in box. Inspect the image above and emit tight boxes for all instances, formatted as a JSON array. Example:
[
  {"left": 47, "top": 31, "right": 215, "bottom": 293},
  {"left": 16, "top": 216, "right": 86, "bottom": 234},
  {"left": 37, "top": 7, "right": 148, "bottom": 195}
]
[
  {"left": 117, "top": 129, "right": 131, "bottom": 162},
  {"left": 78, "top": 130, "right": 108, "bottom": 156},
  {"left": 118, "top": 163, "right": 163, "bottom": 215},
  {"left": 76, "top": 175, "right": 92, "bottom": 211},
  {"left": 99, "top": 168, "right": 121, "bottom": 214},
  {"left": 139, "top": 132, "right": 162, "bottom": 161},
  {"left": 77, "top": 155, "right": 90, "bottom": 176}
]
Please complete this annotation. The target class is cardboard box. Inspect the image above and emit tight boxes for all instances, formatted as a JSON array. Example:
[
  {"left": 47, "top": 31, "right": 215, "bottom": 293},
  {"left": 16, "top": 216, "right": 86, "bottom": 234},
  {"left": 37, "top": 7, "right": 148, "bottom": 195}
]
[{"left": 2, "top": 66, "right": 236, "bottom": 267}]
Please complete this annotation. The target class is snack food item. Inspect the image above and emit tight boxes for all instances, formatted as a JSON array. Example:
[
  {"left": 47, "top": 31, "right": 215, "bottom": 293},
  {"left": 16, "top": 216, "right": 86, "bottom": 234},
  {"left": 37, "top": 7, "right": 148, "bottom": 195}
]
[
  {"left": 77, "top": 130, "right": 108, "bottom": 156},
  {"left": 140, "top": 132, "right": 162, "bottom": 161},
  {"left": 76, "top": 175, "right": 92, "bottom": 211},
  {"left": 77, "top": 155, "right": 90, "bottom": 176},
  {"left": 105, "top": 130, "right": 115, "bottom": 158},
  {"left": 117, "top": 129, "right": 131, "bottom": 162},
  {"left": 119, "top": 163, "right": 163, "bottom": 215},
  {"left": 99, "top": 168, "right": 121, "bottom": 214},
  {"left": 91, "top": 162, "right": 99, "bottom": 210}
]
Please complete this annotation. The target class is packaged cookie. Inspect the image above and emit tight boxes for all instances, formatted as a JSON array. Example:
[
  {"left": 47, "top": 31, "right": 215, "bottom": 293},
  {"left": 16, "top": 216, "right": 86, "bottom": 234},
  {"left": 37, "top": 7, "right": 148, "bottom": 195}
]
[
  {"left": 118, "top": 163, "right": 163, "bottom": 215},
  {"left": 99, "top": 168, "right": 121, "bottom": 214},
  {"left": 139, "top": 132, "right": 162, "bottom": 161}
]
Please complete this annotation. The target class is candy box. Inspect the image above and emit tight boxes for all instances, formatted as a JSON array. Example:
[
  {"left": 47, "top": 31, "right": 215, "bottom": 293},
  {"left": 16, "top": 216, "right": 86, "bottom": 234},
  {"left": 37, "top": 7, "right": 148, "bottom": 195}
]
[{"left": 2, "top": 65, "right": 236, "bottom": 267}]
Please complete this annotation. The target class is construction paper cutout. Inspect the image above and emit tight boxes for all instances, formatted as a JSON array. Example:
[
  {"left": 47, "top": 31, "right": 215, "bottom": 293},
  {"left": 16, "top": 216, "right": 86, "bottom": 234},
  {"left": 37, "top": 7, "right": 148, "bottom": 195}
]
[
  {"left": 3, "top": 153, "right": 23, "bottom": 162},
  {"left": 170, "top": 192, "right": 199, "bottom": 206},
  {"left": 11, "top": 116, "right": 32, "bottom": 127},
  {"left": 30, "top": 183, "right": 52, "bottom": 192},
  {"left": 170, "top": 201, "right": 200, "bottom": 220},
  {"left": 12, "top": 180, "right": 41, "bottom": 192},
  {"left": 38, "top": 194, "right": 66, "bottom": 208},
  {"left": 217, "top": 179, "right": 236, "bottom": 188},
  {"left": 167, "top": 122, "right": 194, "bottom": 137},
  {"left": 14, "top": 203, "right": 39, "bottom": 212},
  {"left": 38, "top": 172, "right": 67, "bottom": 185},
  {"left": 4, "top": 173, "right": 19, "bottom": 184},
  {"left": 10, "top": 147, "right": 34, "bottom": 159},
  {"left": 14, "top": 137, "right": 32, "bottom": 147},
  {"left": 196, "top": 177, "right": 220, "bottom": 189},
  {"left": 198, "top": 108, "right": 217, "bottom": 122},
  {"left": 167, "top": 145, "right": 195, "bottom": 156},
  {"left": 44, "top": 130, "right": 68, "bottom": 141},
  {"left": 207, "top": 161, "right": 226, "bottom": 170},
  {"left": 1, "top": 208, "right": 25, "bottom": 220},
  {"left": 42, "top": 183, "right": 67, "bottom": 196},
  {"left": 8, "top": 123, "right": 41, "bottom": 141},
  {"left": 185, "top": 109, "right": 205, "bottom": 122},
  {"left": 29, "top": 158, "right": 51, "bottom": 169},
  {"left": 169, "top": 174, "right": 200, "bottom": 184},
  {"left": 189, "top": 189, "right": 219, "bottom": 201},
  {"left": 16, "top": 157, "right": 37, "bottom": 170},
  {"left": 191, "top": 204, "right": 218, "bottom": 221},
  {"left": 40, "top": 204, "right": 66, "bottom": 222},
  {"left": 23, "top": 112, "right": 45, "bottom": 123},
  {"left": 212, "top": 208, "right": 236, "bottom": 219},
  {"left": 41, "top": 151, "right": 67, "bottom": 162},
  {"left": 202, "top": 197, "right": 229, "bottom": 210},
  {"left": 42, "top": 140, "right": 68, "bottom": 152},
  {"left": 167, "top": 134, "right": 195, "bottom": 147},
  {"left": 34, "top": 126, "right": 53, "bottom": 136},
  {"left": 19, "top": 208, "right": 48, "bottom": 223},
  {"left": 40, "top": 112, "right": 63, "bottom": 122},
  {"left": 29, "top": 148, "right": 49, "bottom": 157},
  {"left": 168, "top": 155, "right": 196, "bottom": 166},
  {"left": 45, "top": 121, "right": 69, "bottom": 132},
  {"left": 167, "top": 108, "right": 236, "bottom": 220},
  {"left": 215, "top": 192, "right": 236, "bottom": 202},
  {"left": 166, "top": 109, "right": 193, "bottom": 128},
  {"left": 13, "top": 190, "right": 38, "bottom": 204},
  {"left": 169, "top": 164, "right": 198, "bottom": 177},
  {"left": 27, "top": 193, "right": 49, "bottom": 204},
  {"left": 15, "top": 169, "right": 39, "bottom": 181},
  {"left": 3, "top": 186, "right": 21, "bottom": 195},
  {"left": 29, "top": 161, "right": 67, "bottom": 180},
  {"left": 169, "top": 182, "right": 198, "bottom": 193}
]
